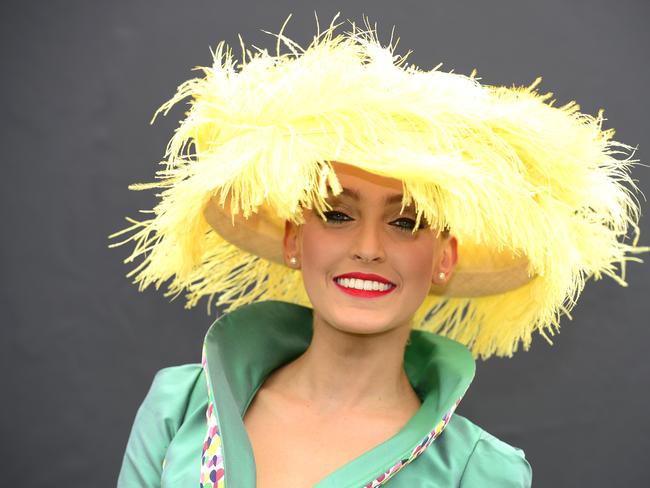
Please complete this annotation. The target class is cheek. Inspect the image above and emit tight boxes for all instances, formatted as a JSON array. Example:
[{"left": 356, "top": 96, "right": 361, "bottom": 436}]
[
  {"left": 298, "top": 220, "right": 345, "bottom": 280},
  {"left": 392, "top": 236, "right": 437, "bottom": 288}
]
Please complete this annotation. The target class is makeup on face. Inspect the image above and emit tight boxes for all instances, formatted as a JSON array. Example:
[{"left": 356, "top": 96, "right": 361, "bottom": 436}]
[
  {"left": 333, "top": 272, "right": 396, "bottom": 298},
  {"left": 321, "top": 181, "right": 431, "bottom": 234},
  {"left": 287, "top": 163, "right": 447, "bottom": 335}
]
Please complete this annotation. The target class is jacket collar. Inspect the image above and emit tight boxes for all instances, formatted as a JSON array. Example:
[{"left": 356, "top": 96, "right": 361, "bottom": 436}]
[{"left": 201, "top": 300, "right": 475, "bottom": 487}]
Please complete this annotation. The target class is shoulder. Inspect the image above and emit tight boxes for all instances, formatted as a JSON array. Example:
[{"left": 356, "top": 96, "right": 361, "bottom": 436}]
[
  {"left": 140, "top": 364, "right": 206, "bottom": 421},
  {"left": 149, "top": 364, "right": 205, "bottom": 397},
  {"left": 453, "top": 415, "right": 532, "bottom": 488},
  {"left": 405, "top": 414, "right": 531, "bottom": 488},
  {"left": 117, "top": 364, "right": 206, "bottom": 488}
]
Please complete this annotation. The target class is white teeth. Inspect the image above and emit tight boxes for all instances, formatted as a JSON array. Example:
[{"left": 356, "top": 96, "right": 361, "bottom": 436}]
[{"left": 335, "top": 278, "right": 393, "bottom": 292}]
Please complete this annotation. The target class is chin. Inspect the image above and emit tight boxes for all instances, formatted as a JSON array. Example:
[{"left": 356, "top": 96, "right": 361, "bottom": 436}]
[{"left": 320, "top": 306, "right": 409, "bottom": 336}]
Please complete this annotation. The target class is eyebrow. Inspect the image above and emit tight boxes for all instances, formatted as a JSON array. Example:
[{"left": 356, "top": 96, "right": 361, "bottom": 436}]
[{"left": 327, "top": 186, "right": 405, "bottom": 206}]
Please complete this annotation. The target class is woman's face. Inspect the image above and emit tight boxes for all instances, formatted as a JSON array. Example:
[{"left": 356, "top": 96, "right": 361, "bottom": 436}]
[{"left": 284, "top": 163, "right": 457, "bottom": 336}]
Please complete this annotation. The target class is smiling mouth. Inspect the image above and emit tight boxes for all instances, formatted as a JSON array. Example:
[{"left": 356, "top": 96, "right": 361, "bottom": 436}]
[{"left": 333, "top": 273, "right": 396, "bottom": 298}]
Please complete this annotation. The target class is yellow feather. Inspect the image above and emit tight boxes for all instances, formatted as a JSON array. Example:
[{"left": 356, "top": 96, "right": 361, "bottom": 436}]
[{"left": 110, "top": 21, "right": 647, "bottom": 358}]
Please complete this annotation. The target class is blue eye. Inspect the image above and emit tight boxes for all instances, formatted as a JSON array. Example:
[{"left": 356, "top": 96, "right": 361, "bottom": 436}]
[
  {"left": 391, "top": 217, "right": 429, "bottom": 232},
  {"left": 390, "top": 217, "right": 418, "bottom": 231},
  {"left": 323, "top": 211, "right": 353, "bottom": 223}
]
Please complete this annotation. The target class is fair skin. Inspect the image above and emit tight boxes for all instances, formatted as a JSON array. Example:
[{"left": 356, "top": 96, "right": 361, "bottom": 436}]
[{"left": 243, "top": 163, "right": 458, "bottom": 487}]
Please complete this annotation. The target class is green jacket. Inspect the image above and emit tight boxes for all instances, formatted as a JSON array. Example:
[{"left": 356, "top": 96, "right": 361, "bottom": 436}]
[{"left": 118, "top": 301, "right": 531, "bottom": 487}]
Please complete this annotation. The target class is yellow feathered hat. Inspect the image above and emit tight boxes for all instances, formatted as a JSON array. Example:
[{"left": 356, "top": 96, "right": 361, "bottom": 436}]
[{"left": 111, "top": 20, "right": 646, "bottom": 359}]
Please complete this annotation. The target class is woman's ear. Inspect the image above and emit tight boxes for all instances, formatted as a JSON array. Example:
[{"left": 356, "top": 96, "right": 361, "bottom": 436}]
[
  {"left": 433, "top": 235, "right": 458, "bottom": 284},
  {"left": 283, "top": 220, "right": 301, "bottom": 268}
]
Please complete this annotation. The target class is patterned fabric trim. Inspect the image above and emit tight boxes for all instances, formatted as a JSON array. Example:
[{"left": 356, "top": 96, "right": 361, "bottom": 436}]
[
  {"left": 199, "top": 342, "right": 462, "bottom": 488},
  {"left": 363, "top": 398, "right": 463, "bottom": 487},
  {"left": 200, "top": 345, "right": 226, "bottom": 488}
]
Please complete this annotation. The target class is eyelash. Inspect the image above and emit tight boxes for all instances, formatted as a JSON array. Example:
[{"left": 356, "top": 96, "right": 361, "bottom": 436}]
[{"left": 322, "top": 211, "right": 422, "bottom": 231}]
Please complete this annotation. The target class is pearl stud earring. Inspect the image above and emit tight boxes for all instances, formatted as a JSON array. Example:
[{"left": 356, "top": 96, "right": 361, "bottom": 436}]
[
  {"left": 288, "top": 256, "right": 299, "bottom": 267},
  {"left": 438, "top": 272, "right": 446, "bottom": 281}
]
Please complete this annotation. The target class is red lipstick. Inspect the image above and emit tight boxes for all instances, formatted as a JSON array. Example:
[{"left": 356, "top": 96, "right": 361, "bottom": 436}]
[{"left": 332, "top": 272, "right": 396, "bottom": 298}]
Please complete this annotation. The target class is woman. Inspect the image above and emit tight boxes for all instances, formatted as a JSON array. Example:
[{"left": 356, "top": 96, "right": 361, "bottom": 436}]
[
  {"left": 244, "top": 163, "right": 463, "bottom": 487},
  {"left": 113, "top": 20, "right": 644, "bottom": 487}
]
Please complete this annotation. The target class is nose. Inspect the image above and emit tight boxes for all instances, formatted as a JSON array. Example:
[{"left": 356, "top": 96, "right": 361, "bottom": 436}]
[{"left": 352, "top": 220, "right": 386, "bottom": 263}]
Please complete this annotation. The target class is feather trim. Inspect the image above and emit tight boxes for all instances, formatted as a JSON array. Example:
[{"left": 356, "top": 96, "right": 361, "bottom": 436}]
[{"left": 110, "top": 20, "right": 646, "bottom": 358}]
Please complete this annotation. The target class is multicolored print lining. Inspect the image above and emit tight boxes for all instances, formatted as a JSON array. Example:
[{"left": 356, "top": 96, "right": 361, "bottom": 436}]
[
  {"left": 363, "top": 398, "right": 462, "bottom": 487},
  {"left": 198, "top": 345, "right": 463, "bottom": 488},
  {"left": 200, "top": 346, "right": 225, "bottom": 488}
]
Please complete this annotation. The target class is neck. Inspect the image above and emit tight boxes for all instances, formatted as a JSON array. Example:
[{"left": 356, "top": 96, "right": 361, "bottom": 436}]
[{"left": 270, "top": 311, "right": 421, "bottom": 414}]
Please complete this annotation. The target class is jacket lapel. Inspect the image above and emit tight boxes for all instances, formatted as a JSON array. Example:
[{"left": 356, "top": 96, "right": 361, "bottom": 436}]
[{"left": 200, "top": 301, "right": 475, "bottom": 487}]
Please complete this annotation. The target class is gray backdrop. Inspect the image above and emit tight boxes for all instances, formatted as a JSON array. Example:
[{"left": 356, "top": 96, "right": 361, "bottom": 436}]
[{"left": 1, "top": 0, "right": 649, "bottom": 486}]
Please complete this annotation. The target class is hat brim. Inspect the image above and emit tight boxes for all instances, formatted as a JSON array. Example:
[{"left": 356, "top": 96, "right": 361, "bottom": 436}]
[{"left": 203, "top": 196, "right": 534, "bottom": 298}]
